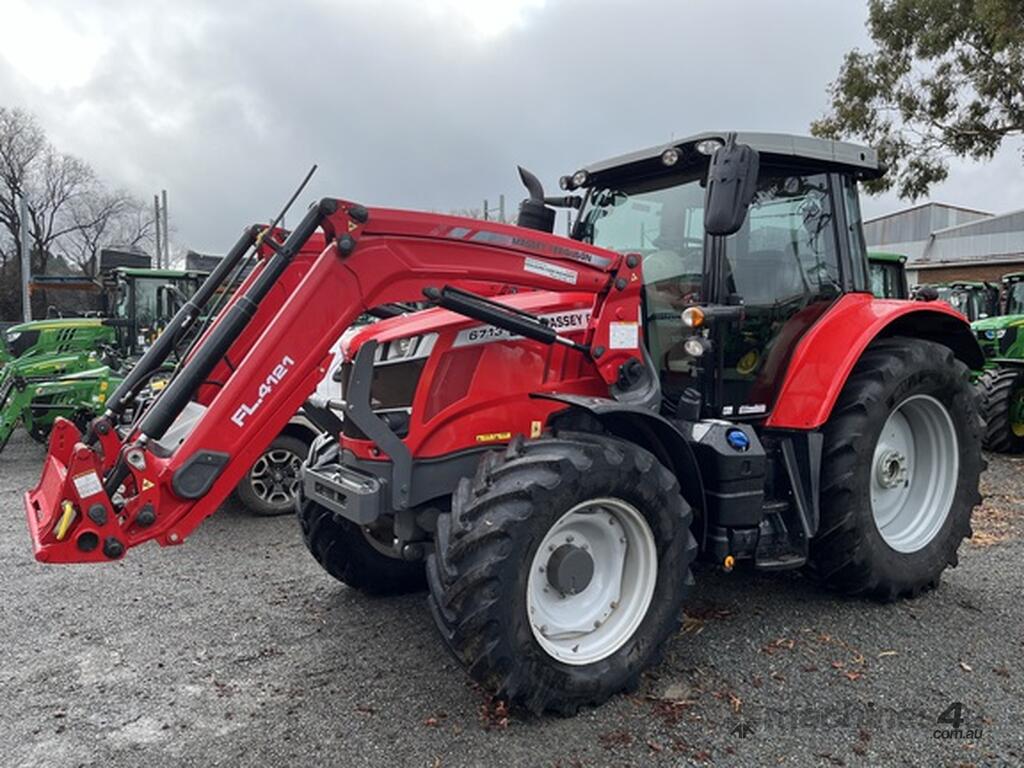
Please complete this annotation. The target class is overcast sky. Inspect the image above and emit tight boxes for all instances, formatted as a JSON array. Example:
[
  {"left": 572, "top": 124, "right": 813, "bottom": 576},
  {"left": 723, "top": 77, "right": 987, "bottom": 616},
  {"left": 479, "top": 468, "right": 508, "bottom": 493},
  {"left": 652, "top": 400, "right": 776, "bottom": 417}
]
[{"left": 1, "top": 0, "right": 1022, "bottom": 253}]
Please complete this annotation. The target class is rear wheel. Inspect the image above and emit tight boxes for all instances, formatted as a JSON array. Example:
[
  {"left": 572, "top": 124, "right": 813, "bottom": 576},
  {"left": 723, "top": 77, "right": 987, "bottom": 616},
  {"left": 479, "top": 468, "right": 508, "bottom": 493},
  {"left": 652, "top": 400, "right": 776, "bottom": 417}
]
[
  {"left": 235, "top": 434, "right": 309, "bottom": 517},
  {"left": 977, "top": 366, "right": 1024, "bottom": 453},
  {"left": 811, "top": 338, "right": 983, "bottom": 600},
  {"left": 426, "top": 432, "right": 696, "bottom": 715}
]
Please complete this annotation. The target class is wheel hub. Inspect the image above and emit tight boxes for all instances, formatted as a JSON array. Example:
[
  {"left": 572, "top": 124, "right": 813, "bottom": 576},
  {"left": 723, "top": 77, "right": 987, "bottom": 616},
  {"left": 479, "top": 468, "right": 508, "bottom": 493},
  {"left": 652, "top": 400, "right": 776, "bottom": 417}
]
[
  {"left": 546, "top": 543, "right": 594, "bottom": 595},
  {"left": 870, "top": 394, "right": 958, "bottom": 553},
  {"left": 875, "top": 448, "right": 908, "bottom": 489},
  {"left": 526, "top": 498, "right": 658, "bottom": 665}
]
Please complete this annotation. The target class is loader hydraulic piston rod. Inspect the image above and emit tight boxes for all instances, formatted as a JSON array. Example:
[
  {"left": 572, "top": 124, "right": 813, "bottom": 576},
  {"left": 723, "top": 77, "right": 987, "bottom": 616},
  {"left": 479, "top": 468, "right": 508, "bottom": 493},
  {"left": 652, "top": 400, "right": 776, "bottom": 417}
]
[
  {"left": 424, "top": 285, "right": 590, "bottom": 354},
  {"left": 101, "top": 202, "right": 329, "bottom": 496},
  {"left": 141, "top": 202, "right": 330, "bottom": 444},
  {"left": 97, "top": 225, "right": 261, "bottom": 427}
]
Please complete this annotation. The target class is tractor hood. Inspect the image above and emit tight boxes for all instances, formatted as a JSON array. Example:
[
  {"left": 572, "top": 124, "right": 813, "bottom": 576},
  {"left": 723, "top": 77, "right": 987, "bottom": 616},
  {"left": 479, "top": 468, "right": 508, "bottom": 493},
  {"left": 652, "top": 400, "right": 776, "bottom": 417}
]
[
  {"left": 971, "top": 314, "right": 1024, "bottom": 332},
  {"left": 6, "top": 318, "right": 104, "bottom": 335},
  {"left": 8, "top": 351, "right": 104, "bottom": 378},
  {"left": 343, "top": 289, "right": 599, "bottom": 361}
]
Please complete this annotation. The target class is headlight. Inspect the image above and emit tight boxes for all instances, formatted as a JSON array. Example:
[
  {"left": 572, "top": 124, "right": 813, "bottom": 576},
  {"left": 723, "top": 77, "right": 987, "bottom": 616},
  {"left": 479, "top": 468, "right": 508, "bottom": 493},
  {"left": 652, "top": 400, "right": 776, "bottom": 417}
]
[
  {"left": 6, "top": 332, "right": 20, "bottom": 343},
  {"left": 389, "top": 336, "right": 416, "bottom": 360},
  {"left": 683, "top": 337, "right": 709, "bottom": 357},
  {"left": 375, "top": 333, "right": 437, "bottom": 364},
  {"left": 997, "top": 329, "right": 1007, "bottom": 339}
]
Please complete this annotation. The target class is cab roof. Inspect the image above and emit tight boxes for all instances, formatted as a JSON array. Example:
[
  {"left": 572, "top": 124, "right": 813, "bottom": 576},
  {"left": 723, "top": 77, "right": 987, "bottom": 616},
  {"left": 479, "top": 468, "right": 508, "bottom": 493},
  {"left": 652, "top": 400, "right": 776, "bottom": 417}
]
[
  {"left": 569, "top": 131, "right": 883, "bottom": 189},
  {"left": 111, "top": 267, "right": 207, "bottom": 279}
]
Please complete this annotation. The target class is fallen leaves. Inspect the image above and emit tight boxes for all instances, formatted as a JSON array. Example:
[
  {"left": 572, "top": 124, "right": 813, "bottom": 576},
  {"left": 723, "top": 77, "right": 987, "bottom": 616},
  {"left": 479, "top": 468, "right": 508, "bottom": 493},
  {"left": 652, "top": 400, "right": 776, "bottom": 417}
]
[
  {"left": 969, "top": 497, "right": 1021, "bottom": 547},
  {"left": 597, "top": 730, "right": 634, "bottom": 750},
  {"left": 759, "top": 637, "right": 796, "bottom": 655},
  {"left": 478, "top": 694, "right": 509, "bottom": 730}
]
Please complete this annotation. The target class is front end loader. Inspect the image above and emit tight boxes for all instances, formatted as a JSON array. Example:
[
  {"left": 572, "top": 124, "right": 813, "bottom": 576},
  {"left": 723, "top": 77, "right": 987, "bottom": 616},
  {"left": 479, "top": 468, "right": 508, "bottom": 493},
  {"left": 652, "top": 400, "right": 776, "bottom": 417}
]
[{"left": 25, "top": 132, "right": 984, "bottom": 715}]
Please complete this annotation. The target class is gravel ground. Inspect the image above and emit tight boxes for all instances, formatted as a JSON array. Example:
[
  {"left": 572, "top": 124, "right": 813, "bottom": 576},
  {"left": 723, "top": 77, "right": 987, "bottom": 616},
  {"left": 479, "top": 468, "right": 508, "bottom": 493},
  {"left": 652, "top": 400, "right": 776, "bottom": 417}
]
[{"left": 1, "top": 431, "right": 1022, "bottom": 768}]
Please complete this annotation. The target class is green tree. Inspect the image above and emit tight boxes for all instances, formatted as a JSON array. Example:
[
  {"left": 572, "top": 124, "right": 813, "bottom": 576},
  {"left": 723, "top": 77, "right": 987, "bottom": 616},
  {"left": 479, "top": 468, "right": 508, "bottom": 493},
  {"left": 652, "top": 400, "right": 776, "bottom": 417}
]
[{"left": 813, "top": 0, "right": 1024, "bottom": 199}]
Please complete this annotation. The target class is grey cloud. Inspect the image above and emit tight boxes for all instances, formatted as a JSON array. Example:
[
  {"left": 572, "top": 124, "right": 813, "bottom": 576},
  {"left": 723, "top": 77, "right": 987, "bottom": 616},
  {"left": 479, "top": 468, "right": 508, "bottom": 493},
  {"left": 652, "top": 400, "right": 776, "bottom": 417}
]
[{"left": 1, "top": 0, "right": 1019, "bottom": 253}]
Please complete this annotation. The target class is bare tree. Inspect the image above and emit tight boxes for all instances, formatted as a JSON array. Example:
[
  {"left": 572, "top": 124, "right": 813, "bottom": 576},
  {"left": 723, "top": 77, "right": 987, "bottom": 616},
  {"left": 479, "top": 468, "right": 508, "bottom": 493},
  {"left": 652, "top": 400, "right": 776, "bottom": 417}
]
[
  {"left": 0, "top": 108, "right": 47, "bottom": 283},
  {"left": 63, "top": 191, "right": 156, "bottom": 278},
  {"left": 24, "top": 147, "right": 98, "bottom": 275}
]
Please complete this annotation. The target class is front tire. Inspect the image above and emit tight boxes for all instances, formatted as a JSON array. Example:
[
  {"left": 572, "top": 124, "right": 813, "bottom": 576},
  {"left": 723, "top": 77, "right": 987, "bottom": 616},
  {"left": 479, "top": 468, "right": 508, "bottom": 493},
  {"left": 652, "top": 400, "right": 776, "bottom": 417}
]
[
  {"left": 297, "top": 498, "right": 428, "bottom": 596},
  {"left": 426, "top": 432, "right": 697, "bottom": 715},
  {"left": 811, "top": 338, "right": 983, "bottom": 600},
  {"left": 977, "top": 366, "right": 1024, "bottom": 453}
]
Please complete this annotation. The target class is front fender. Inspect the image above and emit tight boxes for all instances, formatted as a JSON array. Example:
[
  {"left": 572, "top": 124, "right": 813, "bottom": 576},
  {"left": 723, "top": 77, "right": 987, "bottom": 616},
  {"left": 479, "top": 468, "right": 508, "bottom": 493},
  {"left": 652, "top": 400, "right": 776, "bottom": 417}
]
[
  {"left": 766, "top": 294, "right": 982, "bottom": 430},
  {"left": 535, "top": 393, "right": 706, "bottom": 518}
]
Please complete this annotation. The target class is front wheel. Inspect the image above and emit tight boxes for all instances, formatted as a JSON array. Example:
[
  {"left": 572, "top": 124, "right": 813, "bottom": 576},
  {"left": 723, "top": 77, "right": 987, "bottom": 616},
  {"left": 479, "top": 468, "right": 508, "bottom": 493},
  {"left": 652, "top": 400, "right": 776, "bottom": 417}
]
[
  {"left": 811, "top": 338, "right": 983, "bottom": 600},
  {"left": 977, "top": 366, "right": 1024, "bottom": 453},
  {"left": 426, "top": 432, "right": 697, "bottom": 715}
]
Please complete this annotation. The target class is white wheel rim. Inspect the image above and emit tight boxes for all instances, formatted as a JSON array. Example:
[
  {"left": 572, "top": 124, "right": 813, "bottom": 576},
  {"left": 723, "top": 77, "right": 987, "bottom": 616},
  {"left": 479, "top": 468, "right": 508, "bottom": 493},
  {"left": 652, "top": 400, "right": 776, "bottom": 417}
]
[
  {"left": 870, "top": 394, "right": 958, "bottom": 553},
  {"left": 526, "top": 497, "right": 658, "bottom": 665}
]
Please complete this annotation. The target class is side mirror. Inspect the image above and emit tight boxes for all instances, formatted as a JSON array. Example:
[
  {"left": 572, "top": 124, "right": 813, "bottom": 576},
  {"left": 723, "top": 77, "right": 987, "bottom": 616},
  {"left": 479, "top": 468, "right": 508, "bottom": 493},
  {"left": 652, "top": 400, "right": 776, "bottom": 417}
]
[{"left": 704, "top": 135, "right": 760, "bottom": 237}]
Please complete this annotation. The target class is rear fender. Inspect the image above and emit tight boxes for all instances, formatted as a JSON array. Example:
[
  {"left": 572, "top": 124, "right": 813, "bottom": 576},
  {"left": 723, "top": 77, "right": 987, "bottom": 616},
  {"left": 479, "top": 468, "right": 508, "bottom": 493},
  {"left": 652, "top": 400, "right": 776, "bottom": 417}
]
[{"left": 767, "top": 294, "right": 983, "bottom": 430}]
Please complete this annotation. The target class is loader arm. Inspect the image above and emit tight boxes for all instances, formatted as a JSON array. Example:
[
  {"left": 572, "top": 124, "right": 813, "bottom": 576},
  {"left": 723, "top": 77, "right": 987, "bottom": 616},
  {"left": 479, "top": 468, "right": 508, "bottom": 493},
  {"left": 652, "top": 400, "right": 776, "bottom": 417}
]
[{"left": 26, "top": 199, "right": 639, "bottom": 563}]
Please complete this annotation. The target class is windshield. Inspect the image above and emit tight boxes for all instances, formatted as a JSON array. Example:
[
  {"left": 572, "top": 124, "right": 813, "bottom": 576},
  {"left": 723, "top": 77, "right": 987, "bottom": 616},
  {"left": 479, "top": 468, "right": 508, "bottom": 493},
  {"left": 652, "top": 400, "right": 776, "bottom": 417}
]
[
  {"left": 1007, "top": 281, "right": 1024, "bottom": 315},
  {"left": 580, "top": 169, "right": 842, "bottom": 417},
  {"left": 939, "top": 287, "right": 989, "bottom": 321},
  {"left": 869, "top": 261, "right": 903, "bottom": 299}
]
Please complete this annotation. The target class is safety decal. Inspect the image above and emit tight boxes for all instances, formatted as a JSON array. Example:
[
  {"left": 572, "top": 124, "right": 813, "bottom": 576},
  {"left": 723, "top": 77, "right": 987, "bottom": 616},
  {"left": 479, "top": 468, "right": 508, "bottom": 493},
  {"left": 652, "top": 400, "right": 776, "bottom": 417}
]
[
  {"left": 608, "top": 321, "right": 639, "bottom": 349},
  {"left": 475, "top": 431, "right": 512, "bottom": 443},
  {"left": 73, "top": 471, "right": 104, "bottom": 499},
  {"left": 524, "top": 256, "right": 578, "bottom": 285}
]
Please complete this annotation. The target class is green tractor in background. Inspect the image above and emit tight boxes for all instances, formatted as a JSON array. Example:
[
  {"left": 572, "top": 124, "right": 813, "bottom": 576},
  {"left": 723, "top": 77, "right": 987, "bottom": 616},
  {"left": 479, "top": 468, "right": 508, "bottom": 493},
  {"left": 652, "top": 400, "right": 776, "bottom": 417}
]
[
  {"left": 5, "top": 264, "right": 327, "bottom": 517},
  {"left": 974, "top": 272, "right": 1024, "bottom": 452},
  {"left": 0, "top": 317, "right": 115, "bottom": 366},
  {"left": 933, "top": 280, "right": 1000, "bottom": 322},
  {"left": 0, "top": 268, "right": 206, "bottom": 449},
  {"left": 868, "top": 251, "right": 908, "bottom": 299}
]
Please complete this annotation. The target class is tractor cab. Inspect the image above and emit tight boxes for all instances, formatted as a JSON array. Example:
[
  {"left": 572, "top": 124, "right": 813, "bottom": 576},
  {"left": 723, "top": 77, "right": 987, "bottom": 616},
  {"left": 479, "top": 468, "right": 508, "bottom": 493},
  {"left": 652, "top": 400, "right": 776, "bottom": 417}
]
[
  {"left": 102, "top": 268, "right": 207, "bottom": 356},
  {"left": 972, "top": 272, "right": 1024, "bottom": 361},
  {"left": 867, "top": 251, "right": 908, "bottom": 299},
  {"left": 566, "top": 131, "right": 882, "bottom": 421},
  {"left": 931, "top": 281, "right": 999, "bottom": 322},
  {"left": 1001, "top": 272, "right": 1024, "bottom": 316}
]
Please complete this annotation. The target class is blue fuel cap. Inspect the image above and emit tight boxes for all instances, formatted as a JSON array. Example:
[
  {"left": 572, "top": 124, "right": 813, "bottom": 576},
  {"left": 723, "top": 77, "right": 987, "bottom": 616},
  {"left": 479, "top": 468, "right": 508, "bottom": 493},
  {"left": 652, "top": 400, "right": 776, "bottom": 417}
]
[{"left": 726, "top": 428, "right": 750, "bottom": 452}]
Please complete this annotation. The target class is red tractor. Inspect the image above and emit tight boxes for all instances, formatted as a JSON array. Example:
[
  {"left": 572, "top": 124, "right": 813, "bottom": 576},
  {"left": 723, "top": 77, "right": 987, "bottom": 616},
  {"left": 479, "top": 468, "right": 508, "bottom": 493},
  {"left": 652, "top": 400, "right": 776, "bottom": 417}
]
[{"left": 26, "top": 132, "right": 983, "bottom": 715}]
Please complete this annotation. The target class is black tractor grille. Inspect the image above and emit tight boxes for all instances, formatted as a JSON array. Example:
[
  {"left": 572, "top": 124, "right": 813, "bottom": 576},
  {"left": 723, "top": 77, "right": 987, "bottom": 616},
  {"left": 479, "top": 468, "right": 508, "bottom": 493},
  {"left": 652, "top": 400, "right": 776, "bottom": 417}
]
[
  {"left": 340, "top": 358, "right": 425, "bottom": 440},
  {"left": 999, "top": 327, "right": 1018, "bottom": 356},
  {"left": 976, "top": 326, "right": 1018, "bottom": 360}
]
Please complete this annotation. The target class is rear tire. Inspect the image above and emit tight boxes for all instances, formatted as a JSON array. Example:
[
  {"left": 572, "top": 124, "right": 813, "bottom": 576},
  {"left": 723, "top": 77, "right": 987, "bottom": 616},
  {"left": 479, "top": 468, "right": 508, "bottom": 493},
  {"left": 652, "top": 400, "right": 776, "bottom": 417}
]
[
  {"left": 426, "top": 432, "right": 697, "bottom": 715},
  {"left": 297, "top": 498, "right": 428, "bottom": 596},
  {"left": 810, "top": 337, "right": 983, "bottom": 600},
  {"left": 977, "top": 366, "right": 1024, "bottom": 453}
]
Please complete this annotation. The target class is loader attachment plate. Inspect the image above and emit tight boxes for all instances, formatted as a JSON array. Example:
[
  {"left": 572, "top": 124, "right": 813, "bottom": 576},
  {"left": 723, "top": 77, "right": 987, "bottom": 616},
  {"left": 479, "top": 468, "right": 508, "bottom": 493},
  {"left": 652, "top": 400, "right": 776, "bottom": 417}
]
[{"left": 25, "top": 418, "right": 123, "bottom": 563}]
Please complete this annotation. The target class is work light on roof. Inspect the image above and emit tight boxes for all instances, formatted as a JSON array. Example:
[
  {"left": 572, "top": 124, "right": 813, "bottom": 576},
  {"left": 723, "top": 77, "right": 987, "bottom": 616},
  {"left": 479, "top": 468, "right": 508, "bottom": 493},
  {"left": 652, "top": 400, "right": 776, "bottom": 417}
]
[
  {"left": 695, "top": 138, "right": 724, "bottom": 156},
  {"left": 571, "top": 170, "right": 589, "bottom": 188},
  {"left": 661, "top": 147, "right": 681, "bottom": 166}
]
